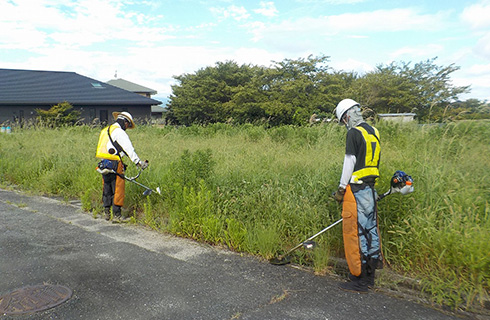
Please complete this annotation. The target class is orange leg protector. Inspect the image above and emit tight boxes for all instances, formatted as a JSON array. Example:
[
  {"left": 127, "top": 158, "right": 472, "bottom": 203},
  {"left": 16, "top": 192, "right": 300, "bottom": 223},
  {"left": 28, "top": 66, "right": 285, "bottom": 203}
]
[
  {"left": 113, "top": 161, "right": 125, "bottom": 207},
  {"left": 342, "top": 185, "right": 362, "bottom": 277}
]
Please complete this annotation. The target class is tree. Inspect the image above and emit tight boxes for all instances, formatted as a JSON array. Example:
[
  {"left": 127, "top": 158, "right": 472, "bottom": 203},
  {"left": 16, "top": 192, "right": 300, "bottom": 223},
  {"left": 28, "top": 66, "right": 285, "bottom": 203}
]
[
  {"left": 166, "top": 61, "right": 260, "bottom": 125},
  {"left": 354, "top": 58, "right": 470, "bottom": 120},
  {"left": 441, "top": 99, "right": 490, "bottom": 120},
  {"left": 353, "top": 62, "right": 418, "bottom": 113},
  {"left": 404, "top": 58, "right": 470, "bottom": 120},
  {"left": 166, "top": 56, "right": 470, "bottom": 125},
  {"left": 166, "top": 55, "right": 345, "bottom": 126},
  {"left": 36, "top": 102, "right": 81, "bottom": 127},
  {"left": 258, "top": 55, "right": 333, "bottom": 125}
]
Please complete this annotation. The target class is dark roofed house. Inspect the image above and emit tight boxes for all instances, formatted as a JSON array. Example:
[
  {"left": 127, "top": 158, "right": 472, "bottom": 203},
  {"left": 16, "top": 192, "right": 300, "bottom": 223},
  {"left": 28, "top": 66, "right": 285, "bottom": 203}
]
[
  {"left": 0, "top": 68, "right": 162, "bottom": 126},
  {"left": 106, "top": 78, "right": 157, "bottom": 98},
  {"left": 106, "top": 78, "right": 165, "bottom": 120}
]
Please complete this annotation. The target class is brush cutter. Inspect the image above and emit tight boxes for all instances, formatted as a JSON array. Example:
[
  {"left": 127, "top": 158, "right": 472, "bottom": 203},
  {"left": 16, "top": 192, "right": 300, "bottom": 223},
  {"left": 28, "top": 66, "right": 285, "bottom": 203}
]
[
  {"left": 124, "top": 169, "right": 161, "bottom": 196},
  {"left": 269, "top": 170, "right": 413, "bottom": 265},
  {"left": 269, "top": 218, "right": 343, "bottom": 265},
  {"left": 97, "top": 163, "right": 161, "bottom": 196}
]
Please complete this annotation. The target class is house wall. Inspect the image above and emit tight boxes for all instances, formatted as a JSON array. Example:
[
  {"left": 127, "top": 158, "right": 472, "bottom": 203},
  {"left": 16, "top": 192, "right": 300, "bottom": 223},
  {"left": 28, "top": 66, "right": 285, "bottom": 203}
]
[
  {"left": 78, "top": 106, "right": 151, "bottom": 125},
  {"left": 378, "top": 113, "right": 416, "bottom": 123},
  {"left": 0, "top": 106, "right": 38, "bottom": 125},
  {"left": 379, "top": 115, "right": 415, "bottom": 123},
  {"left": 0, "top": 105, "right": 152, "bottom": 126}
]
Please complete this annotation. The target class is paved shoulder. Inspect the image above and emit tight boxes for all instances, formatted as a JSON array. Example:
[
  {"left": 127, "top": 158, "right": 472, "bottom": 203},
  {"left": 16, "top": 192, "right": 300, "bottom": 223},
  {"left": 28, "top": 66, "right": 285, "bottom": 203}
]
[{"left": 0, "top": 189, "right": 464, "bottom": 319}]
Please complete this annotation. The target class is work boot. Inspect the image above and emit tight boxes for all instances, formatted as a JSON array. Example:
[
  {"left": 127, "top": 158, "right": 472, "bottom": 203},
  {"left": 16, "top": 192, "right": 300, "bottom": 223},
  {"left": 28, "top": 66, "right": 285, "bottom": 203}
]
[
  {"left": 339, "top": 277, "right": 368, "bottom": 293},
  {"left": 339, "top": 266, "right": 369, "bottom": 293},
  {"left": 112, "top": 206, "right": 122, "bottom": 223},
  {"left": 366, "top": 258, "right": 379, "bottom": 288},
  {"left": 104, "top": 207, "right": 111, "bottom": 221},
  {"left": 366, "top": 268, "right": 376, "bottom": 288},
  {"left": 348, "top": 272, "right": 360, "bottom": 282}
]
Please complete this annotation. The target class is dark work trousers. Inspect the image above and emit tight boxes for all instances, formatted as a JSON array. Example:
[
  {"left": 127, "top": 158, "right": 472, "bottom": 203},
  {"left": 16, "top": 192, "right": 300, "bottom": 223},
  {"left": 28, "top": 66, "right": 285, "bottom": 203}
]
[{"left": 102, "top": 161, "right": 125, "bottom": 216}]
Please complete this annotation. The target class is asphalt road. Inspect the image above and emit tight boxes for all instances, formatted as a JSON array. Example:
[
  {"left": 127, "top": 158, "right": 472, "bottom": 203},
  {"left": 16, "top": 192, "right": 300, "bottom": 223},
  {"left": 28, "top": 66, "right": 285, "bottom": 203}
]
[{"left": 0, "top": 188, "right": 470, "bottom": 320}]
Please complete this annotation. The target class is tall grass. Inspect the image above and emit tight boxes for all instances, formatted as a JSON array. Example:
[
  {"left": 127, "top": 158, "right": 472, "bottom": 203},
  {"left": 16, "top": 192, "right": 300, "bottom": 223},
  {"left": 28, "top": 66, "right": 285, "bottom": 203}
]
[{"left": 0, "top": 121, "right": 488, "bottom": 312}]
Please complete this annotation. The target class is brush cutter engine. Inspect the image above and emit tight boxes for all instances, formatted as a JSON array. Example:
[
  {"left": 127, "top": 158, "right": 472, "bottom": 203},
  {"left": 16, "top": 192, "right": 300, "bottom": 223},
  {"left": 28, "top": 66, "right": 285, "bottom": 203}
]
[
  {"left": 96, "top": 159, "right": 119, "bottom": 175},
  {"left": 390, "top": 170, "right": 413, "bottom": 195}
]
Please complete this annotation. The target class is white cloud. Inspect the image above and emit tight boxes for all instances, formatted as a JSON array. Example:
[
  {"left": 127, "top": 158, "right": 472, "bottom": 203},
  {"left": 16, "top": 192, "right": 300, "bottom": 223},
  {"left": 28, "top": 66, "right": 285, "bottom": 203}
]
[
  {"left": 347, "top": 35, "right": 369, "bottom": 39},
  {"left": 231, "top": 47, "right": 283, "bottom": 67},
  {"left": 461, "top": 1, "right": 490, "bottom": 30},
  {"left": 453, "top": 63, "right": 490, "bottom": 101},
  {"left": 0, "top": 22, "right": 48, "bottom": 50},
  {"left": 211, "top": 5, "right": 250, "bottom": 21},
  {"left": 246, "top": 8, "right": 447, "bottom": 50},
  {"left": 2, "top": 0, "right": 489, "bottom": 102},
  {"left": 328, "top": 8, "right": 447, "bottom": 32},
  {"left": 467, "top": 63, "right": 490, "bottom": 76},
  {"left": 332, "top": 58, "right": 374, "bottom": 74},
  {"left": 0, "top": 0, "right": 173, "bottom": 51},
  {"left": 254, "top": 2, "right": 278, "bottom": 17},
  {"left": 389, "top": 44, "right": 444, "bottom": 62},
  {"left": 460, "top": 1, "right": 490, "bottom": 61},
  {"left": 295, "top": 0, "right": 366, "bottom": 3},
  {"left": 475, "top": 32, "right": 490, "bottom": 58}
]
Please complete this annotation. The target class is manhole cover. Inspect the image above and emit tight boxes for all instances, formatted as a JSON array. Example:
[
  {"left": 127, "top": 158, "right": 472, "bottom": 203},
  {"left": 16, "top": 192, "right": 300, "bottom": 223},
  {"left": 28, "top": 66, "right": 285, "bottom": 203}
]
[{"left": 0, "top": 284, "right": 72, "bottom": 315}]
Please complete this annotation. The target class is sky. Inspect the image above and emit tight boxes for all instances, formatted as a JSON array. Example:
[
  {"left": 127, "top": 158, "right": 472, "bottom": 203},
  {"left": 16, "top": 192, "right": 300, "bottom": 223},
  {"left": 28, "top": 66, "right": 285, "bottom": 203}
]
[{"left": 1, "top": 0, "right": 490, "bottom": 104}]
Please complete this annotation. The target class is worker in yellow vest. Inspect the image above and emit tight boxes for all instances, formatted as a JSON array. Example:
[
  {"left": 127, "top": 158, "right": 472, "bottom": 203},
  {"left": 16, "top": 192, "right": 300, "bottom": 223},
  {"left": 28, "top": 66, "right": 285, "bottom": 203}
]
[
  {"left": 96, "top": 111, "right": 148, "bottom": 222},
  {"left": 333, "top": 99, "right": 382, "bottom": 293}
]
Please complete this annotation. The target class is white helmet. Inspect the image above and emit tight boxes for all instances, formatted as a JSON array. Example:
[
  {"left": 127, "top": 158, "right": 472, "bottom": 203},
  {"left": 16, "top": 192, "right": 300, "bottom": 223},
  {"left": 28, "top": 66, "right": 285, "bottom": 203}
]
[
  {"left": 112, "top": 111, "right": 135, "bottom": 129},
  {"left": 335, "top": 99, "right": 360, "bottom": 122}
]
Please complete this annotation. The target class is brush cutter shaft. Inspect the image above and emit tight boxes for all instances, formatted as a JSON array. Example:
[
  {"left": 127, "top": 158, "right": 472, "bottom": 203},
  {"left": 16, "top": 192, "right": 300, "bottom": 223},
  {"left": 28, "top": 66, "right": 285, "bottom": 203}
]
[
  {"left": 306, "top": 218, "right": 342, "bottom": 242},
  {"left": 291, "top": 186, "right": 392, "bottom": 253},
  {"left": 112, "top": 168, "right": 160, "bottom": 195},
  {"left": 125, "top": 176, "right": 160, "bottom": 195},
  {"left": 128, "top": 179, "right": 150, "bottom": 189},
  {"left": 283, "top": 218, "right": 343, "bottom": 257},
  {"left": 377, "top": 189, "right": 391, "bottom": 201}
]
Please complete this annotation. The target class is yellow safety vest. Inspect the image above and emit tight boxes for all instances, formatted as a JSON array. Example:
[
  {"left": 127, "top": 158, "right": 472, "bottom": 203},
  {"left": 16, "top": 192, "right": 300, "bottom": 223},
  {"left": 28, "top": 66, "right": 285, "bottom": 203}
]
[
  {"left": 351, "top": 125, "right": 380, "bottom": 183},
  {"left": 95, "top": 125, "right": 119, "bottom": 160}
]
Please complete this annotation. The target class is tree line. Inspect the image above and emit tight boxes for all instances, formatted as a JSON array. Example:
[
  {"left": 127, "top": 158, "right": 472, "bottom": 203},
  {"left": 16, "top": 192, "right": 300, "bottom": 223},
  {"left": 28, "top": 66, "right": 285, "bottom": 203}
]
[{"left": 165, "top": 55, "right": 489, "bottom": 126}]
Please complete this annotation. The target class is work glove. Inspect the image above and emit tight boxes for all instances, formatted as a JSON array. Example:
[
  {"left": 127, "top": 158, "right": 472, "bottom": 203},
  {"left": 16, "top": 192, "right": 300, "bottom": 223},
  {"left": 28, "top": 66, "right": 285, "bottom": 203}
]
[
  {"left": 332, "top": 187, "right": 345, "bottom": 203},
  {"left": 137, "top": 160, "right": 149, "bottom": 170}
]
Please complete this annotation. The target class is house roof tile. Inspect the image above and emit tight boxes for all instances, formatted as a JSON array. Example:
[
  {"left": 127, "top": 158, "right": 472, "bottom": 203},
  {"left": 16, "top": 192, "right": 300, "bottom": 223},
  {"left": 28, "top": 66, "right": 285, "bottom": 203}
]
[
  {"left": 0, "top": 68, "right": 161, "bottom": 106},
  {"left": 106, "top": 78, "right": 157, "bottom": 95}
]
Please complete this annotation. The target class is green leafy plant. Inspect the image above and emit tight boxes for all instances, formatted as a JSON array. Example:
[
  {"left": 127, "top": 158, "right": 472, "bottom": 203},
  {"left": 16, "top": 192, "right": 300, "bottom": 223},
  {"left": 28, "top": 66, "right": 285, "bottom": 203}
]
[{"left": 36, "top": 101, "right": 81, "bottom": 127}]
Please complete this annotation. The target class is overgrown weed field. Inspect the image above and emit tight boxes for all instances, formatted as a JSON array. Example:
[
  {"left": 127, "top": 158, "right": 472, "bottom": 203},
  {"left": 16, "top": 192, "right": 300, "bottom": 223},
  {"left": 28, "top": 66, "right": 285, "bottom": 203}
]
[{"left": 1, "top": 121, "right": 489, "bottom": 312}]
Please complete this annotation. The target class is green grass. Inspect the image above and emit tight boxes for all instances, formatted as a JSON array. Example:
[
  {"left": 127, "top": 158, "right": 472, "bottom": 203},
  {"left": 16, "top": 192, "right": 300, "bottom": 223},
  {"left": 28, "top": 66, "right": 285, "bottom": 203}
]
[{"left": 0, "top": 121, "right": 489, "bottom": 312}]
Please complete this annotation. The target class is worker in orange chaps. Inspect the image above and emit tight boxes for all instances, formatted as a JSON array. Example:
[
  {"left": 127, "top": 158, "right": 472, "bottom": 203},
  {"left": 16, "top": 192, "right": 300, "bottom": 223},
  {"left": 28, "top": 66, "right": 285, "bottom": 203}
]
[
  {"left": 333, "top": 99, "right": 382, "bottom": 293},
  {"left": 96, "top": 111, "right": 148, "bottom": 222}
]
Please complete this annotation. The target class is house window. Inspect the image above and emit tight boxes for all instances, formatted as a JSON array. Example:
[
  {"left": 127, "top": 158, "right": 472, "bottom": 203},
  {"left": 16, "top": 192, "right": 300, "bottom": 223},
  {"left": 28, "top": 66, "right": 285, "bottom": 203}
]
[{"left": 91, "top": 83, "right": 105, "bottom": 89}]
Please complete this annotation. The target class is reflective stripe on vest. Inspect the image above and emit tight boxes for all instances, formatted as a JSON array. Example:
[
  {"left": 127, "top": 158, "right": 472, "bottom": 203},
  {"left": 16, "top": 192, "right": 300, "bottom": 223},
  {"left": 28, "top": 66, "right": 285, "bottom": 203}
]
[
  {"left": 351, "top": 126, "right": 380, "bottom": 183},
  {"left": 95, "top": 125, "right": 119, "bottom": 160}
]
